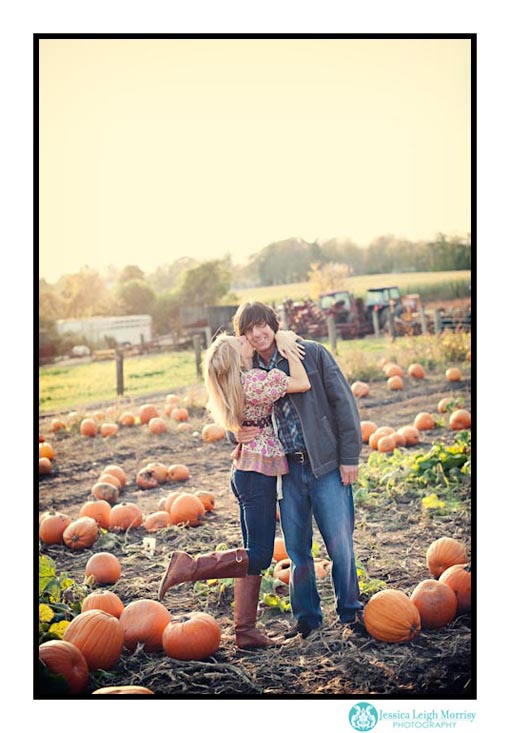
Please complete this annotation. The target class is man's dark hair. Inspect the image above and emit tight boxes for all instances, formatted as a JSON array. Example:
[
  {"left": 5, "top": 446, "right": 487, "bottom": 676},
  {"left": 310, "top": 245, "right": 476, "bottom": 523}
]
[{"left": 233, "top": 301, "right": 280, "bottom": 336}]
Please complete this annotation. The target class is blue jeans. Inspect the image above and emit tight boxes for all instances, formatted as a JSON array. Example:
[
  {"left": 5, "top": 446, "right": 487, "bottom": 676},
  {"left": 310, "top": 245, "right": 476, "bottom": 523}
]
[
  {"left": 279, "top": 461, "right": 363, "bottom": 626},
  {"left": 230, "top": 469, "right": 277, "bottom": 575}
]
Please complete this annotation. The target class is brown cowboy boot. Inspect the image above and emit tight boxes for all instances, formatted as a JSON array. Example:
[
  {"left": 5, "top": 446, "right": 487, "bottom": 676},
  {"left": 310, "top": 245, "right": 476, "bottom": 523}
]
[
  {"left": 158, "top": 549, "right": 248, "bottom": 600},
  {"left": 234, "top": 575, "right": 277, "bottom": 650}
]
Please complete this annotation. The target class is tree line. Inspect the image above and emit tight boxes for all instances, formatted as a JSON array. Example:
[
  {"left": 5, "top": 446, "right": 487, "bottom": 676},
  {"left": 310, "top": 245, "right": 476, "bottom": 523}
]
[{"left": 39, "top": 233, "right": 470, "bottom": 343}]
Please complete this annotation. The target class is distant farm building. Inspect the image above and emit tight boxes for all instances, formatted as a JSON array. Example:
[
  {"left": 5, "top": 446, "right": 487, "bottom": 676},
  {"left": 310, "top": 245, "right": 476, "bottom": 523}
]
[{"left": 55, "top": 315, "right": 152, "bottom": 348}]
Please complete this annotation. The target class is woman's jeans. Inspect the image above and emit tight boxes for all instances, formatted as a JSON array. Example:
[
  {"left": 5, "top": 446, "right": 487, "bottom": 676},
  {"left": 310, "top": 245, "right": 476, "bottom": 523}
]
[
  {"left": 230, "top": 468, "right": 277, "bottom": 575},
  {"left": 279, "top": 461, "right": 363, "bottom": 626}
]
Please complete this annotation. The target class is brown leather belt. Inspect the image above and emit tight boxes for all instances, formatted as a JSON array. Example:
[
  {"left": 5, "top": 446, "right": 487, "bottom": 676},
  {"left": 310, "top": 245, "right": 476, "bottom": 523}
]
[
  {"left": 287, "top": 451, "right": 308, "bottom": 463},
  {"left": 243, "top": 416, "right": 272, "bottom": 428}
]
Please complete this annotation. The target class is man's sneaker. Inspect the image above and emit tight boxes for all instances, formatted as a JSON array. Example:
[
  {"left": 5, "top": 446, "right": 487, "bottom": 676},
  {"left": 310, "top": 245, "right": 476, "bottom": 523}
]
[{"left": 284, "top": 619, "right": 321, "bottom": 640}]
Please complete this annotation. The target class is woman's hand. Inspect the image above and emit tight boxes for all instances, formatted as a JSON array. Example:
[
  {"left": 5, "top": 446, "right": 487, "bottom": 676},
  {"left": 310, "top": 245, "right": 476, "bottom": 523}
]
[
  {"left": 234, "top": 426, "right": 260, "bottom": 443},
  {"left": 275, "top": 330, "right": 305, "bottom": 361}
]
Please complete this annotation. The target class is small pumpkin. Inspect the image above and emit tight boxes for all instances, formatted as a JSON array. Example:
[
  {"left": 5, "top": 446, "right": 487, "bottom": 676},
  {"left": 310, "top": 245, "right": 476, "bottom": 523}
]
[
  {"left": 439, "top": 563, "right": 471, "bottom": 613},
  {"left": 368, "top": 426, "right": 395, "bottom": 450},
  {"left": 164, "top": 491, "right": 183, "bottom": 513},
  {"left": 377, "top": 434, "right": 397, "bottom": 453},
  {"left": 410, "top": 579, "right": 458, "bottom": 628},
  {"left": 91, "top": 482, "right": 120, "bottom": 505},
  {"left": 202, "top": 423, "right": 227, "bottom": 442},
  {"left": 437, "top": 397, "right": 462, "bottom": 414},
  {"left": 165, "top": 393, "right": 180, "bottom": 406},
  {"left": 50, "top": 418, "right": 67, "bottom": 432},
  {"left": 139, "top": 403, "right": 159, "bottom": 424},
  {"left": 63, "top": 609, "right": 124, "bottom": 671},
  {"left": 100, "top": 422, "right": 118, "bottom": 438},
  {"left": 176, "top": 422, "right": 193, "bottom": 432},
  {"left": 79, "top": 498, "right": 111, "bottom": 529},
  {"left": 81, "top": 589, "right": 125, "bottom": 618},
  {"left": 92, "top": 686, "right": 154, "bottom": 695},
  {"left": 170, "top": 407, "right": 189, "bottom": 422},
  {"left": 363, "top": 589, "right": 421, "bottom": 643},
  {"left": 119, "top": 411, "right": 136, "bottom": 427},
  {"left": 148, "top": 417, "right": 168, "bottom": 434},
  {"left": 97, "top": 473, "right": 122, "bottom": 491},
  {"left": 168, "top": 464, "right": 190, "bottom": 482},
  {"left": 408, "top": 363, "right": 426, "bottom": 379},
  {"left": 351, "top": 381, "right": 370, "bottom": 398},
  {"left": 136, "top": 467, "right": 159, "bottom": 490},
  {"left": 120, "top": 599, "right": 171, "bottom": 652},
  {"left": 449, "top": 409, "right": 471, "bottom": 430},
  {"left": 39, "top": 442, "right": 56, "bottom": 460},
  {"left": 396, "top": 425, "right": 420, "bottom": 446},
  {"left": 108, "top": 502, "right": 143, "bottom": 532},
  {"left": 102, "top": 464, "right": 127, "bottom": 489},
  {"left": 426, "top": 537, "right": 468, "bottom": 578},
  {"left": 446, "top": 367, "right": 462, "bottom": 382},
  {"left": 169, "top": 493, "right": 205, "bottom": 527},
  {"left": 273, "top": 536, "right": 288, "bottom": 563},
  {"left": 314, "top": 559, "right": 332, "bottom": 580},
  {"left": 85, "top": 552, "right": 122, "bottom": 585},
  {"left": 144, "top": 510, "right": 172, "bottom": 531},
  {"left": 162, "top": 611, "right": 221, "bottom": 660},
  {"left": 387, "top": 375, "right": 404, "bottom": 391},
  {"left": 39, "top": 640, "right": 89, "bottom": 694},
  {"left": 39, "top": 511, "right": 72, "bottom": 545},
  {"left": 146, "top": 462, "right": 168, "bottom": 484},
  {"left": 360, "top": 420, "right": 378, "bottom": 443},
  {"left": 63, "top": 516, "right": 99, "bottom": 550},
  {"left": 392, "top": 431, "right": 406, "bottom": 448},
  {"left": 413, "top": 412, "right": 435, "bottom": 431},
  {"left": 195, "top": 490, "right": 215, "bottom": 512},
  {"left": 39, "top": 457, "right": 53, "bottom": 474},
  {"left": 80, "top": 418, "right": 98, "bottom": 437},
  {"left": 383, "top": 363, "right": 404, "bottom": 378}
]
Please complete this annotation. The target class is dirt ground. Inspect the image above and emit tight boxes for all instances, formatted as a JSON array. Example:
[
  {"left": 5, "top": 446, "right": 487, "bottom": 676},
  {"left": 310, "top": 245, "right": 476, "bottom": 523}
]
[{"left": 38, "top": 367, "right": 472, "bottom": 699}]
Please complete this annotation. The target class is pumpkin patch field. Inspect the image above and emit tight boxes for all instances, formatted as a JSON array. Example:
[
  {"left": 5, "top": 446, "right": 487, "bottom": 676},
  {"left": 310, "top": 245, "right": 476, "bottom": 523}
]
[{"left": 38, "top": 362, "right": 472, "bottom": 698}]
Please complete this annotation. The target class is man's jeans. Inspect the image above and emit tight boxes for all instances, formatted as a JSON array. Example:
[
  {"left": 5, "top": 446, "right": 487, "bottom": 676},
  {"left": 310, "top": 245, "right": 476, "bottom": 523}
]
[
  {"left": 230, "top": 468, "right": 277, "bottom": 575},
  {"left": 279, "top": 461, "right": 363, "bottom": 626}
]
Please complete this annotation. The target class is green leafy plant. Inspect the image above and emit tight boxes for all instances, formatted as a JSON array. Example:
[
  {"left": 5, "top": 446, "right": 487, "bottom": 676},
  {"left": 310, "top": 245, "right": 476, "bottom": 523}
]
[{"left": 39, "top": 554, "right": 90, "bottom": 642}]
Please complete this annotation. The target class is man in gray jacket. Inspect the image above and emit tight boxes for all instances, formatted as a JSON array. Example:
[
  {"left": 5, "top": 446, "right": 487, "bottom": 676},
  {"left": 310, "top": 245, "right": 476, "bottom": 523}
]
[{"left": 233, "top": 301, "right": 363, "bottom": 639}]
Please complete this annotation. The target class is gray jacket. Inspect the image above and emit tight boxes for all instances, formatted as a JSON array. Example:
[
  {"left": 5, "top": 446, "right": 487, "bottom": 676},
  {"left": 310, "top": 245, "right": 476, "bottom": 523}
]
[{"left": 274, "top": 339, "right": 362, "bottom": 477}]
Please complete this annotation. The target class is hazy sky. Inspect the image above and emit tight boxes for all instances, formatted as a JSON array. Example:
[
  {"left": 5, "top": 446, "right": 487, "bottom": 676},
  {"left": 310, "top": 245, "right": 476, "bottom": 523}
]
[{"left": 39, "top": 37, "right": 471, "bottom": 283}]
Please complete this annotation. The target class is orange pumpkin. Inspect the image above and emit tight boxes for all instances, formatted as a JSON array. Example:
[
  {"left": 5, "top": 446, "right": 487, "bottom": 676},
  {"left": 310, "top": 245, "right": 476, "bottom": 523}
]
[
  {"left": 63, "top": 517, "right": 99, "bottom": 550},
  {"left": 91, "top": 482, "right": 120, "bottom": 505},
  {"left": 351, "top": 381, "right": 370, "bottom": 398},
  {"left": 164, "top": 491, "right": 183, "bottom": 513},
  {"left": 377, "top": 434, "right": 397, "bottom": 453},
  {"left": 108, "top": 502, "right": 143, "bottom": 532},
  {"left": 79, "top": 498, "right": 111, "bottom": 529},
  {"left": 93, "top": 410, "right": 105, "bottom": 422},
  {"left": 144, "top": 510, "right": 172, "bottom": 531},
  {"left": 80, "top": 418, "right": 98, "bottom": 437},
  {"left": 146, "top": 462, "right": 168, "bottom": 484},
  {"left": 387, "top": 375, "right": 404, "bottom": 391},
  {"left": 39, "top": 511, "right": 72, "bottom": 545},
  {"left": 63, "top": 609, "right": 124, "bottom": 671},
  {"left": 39, "top": 442, "right": 56, "bottom": 460},
  {"left": 165, "top": 393, "right": 180, "bottom": 406},
  {"left": 437, "top": 397, "right": 462, "bottom": 414},
  {"left": 170, "top": 493, "right": 205, "bottom": 527},
  {"left": 392, "top": 431, "right": 406, "bottom": 448},
  {"left": 408, "top": 363, "right": 426, "bottom": 379},
  {"left": 202, "top": 423, "right": 227, "bottom": 442},
  {"left": 449, "top": 409, "right": 471, "bottom": 430},
  {"left": 97, "top": 473, "right": 122, "bottom": 491},
  {"left": 39, "top": 457, "right": 53, "bottom": 474},
  {"left": 136, "top": 467, "right": 159, "bottom": 490},
  {"left": 363, "top": 589, "right": 421, "bottom": 643},
  {"left": 102, "top": 464, "right": 127, "bottom": 489},
  {"left": 410, "top": 579, "right": 457, "bottom": 628},
  {"left": 413, "top": 412, "right": 435, "bottom": 431},
  {"left": 92, "top": 686, "right": 154, "bottom": 695},
  {"left": 139, "top": 404, "right": 159, "bottom": 424},
  {"left": 314, "top": 559, "right": 332, "bottom": 580},
  {"left": 368, "top": 426, "right": 395, "bottom": 450},
  {"left": 396, "top": 425, "right": 420, "bottom": 447},
  {"left": 439, "top": 563, "right": 471, "bottom": 613},
  {"left": 39, "top": 640, "right": 89, "bottom": 694},
  {"left": 81, "top": 589, "right": 125, "bottom": 618},
  {"left": 85, "top": 552, "right": 122, "bottom": 585},
  {"left": 195, "top": 490, "right": 215, "bottom": 512},
  {"left": 119, "top": 411, "right": 136, "bottom": 427},
  {"left": 273, "top": 558, "right": 291, "bottom": 584},
  {"left": 168, "top": 464, "right": 190, "bottom": 482},
  {"left": 176, "top": 422, "right": 193, "bottom": 433},
  {"left": 426, "top": 537, "right": 468, "bottom": 578},
  {"left": 120, "top": 599, "right": 171, "bottom": 652},
  {"left": 162, "top": 612, "right": 221, "bottom": 660},
  {"left": 446, "top": 367, "right": 462, "bottom": 382},
  {"left": 148, "top": 417, "right": 168, "bottom": 434},
  {"left": 170, "top": 407, "right": 189, "bottom": 422},
  {"left": 50, "top": 418, "right": 67, "bottom": 433},
  {"left": 273, "top": 536, "right": 288, "bottom": 562},
  {"left": 383, "top": 363, "right": 404, "bottom": 378},
  {"left": 360, "top": 420, "right": 378, "bottom": 443},
  {"left": 100, "top": 422, "right": 118, "bottom": 438}
]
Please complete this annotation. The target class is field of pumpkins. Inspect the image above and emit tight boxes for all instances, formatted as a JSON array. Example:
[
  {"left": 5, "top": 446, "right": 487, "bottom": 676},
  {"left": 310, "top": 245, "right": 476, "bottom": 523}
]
[{"left": 38, "top": 356, "right": 472, "bottom": 698}]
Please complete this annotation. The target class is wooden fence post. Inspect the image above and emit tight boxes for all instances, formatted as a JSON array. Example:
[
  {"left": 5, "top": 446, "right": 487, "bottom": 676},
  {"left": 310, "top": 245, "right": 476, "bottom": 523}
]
[
  {"left": 327, "top": 316, "right": 337, "bottom": 354},
  {"left": 388, "top": 311, "right": 396, "bottom": 341},
  {"left": 116, "top": 350, "right": 124, "bottom": 396},
  {"left": 193, "top": 334, "right": 203, "bottom": 377},
  {"left": 434, "top": 309, "right": 442, "bottom": 334},
  {"left": 419, "top": 306, "right": 428, "bottom": 335},
  {"left": 372, "top": 309, "right": 380, "bottom": 337}
]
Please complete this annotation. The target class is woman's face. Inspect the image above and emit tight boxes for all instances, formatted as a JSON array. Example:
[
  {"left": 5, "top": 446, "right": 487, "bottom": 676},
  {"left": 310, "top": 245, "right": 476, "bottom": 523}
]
[{"left": 230, "top": 335, "right": 254, "bottom": 365}]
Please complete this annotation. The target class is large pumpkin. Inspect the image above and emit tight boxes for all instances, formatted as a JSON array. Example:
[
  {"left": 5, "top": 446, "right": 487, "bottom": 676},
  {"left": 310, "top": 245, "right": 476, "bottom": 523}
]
[
  {"left": 81, "top": 590, "right": 124, "bottom": 618},
  {"left": 119, "top": 599, "right": 171, "bottom": 652},
  {"left": 169, "top": 493, "right": 205, "bottom": 527},
  {"left": 163, "top": 491, "right": 183, "bottom": 513},
  {"left": 39, "top": 511, "right": 72, "bottom": 545},
  {"left": 108, "top": 502, "right": 143, "bottom": 531},
  {"left": 426, "top": 537, "right": 468, "bottom": 578},
  {"left": 92, "top": 686, "right": 154, "bottom": 695},
  {"left": 63, "top": 610, "right": 124, "bottom": 671},
  {"left": 63, "top": 517, "right": 99, "bottom": 550},
  {"left": 363, "top": 589, "right": 421, "bottom": 643},
  {"left": 85, "top": 552, "right": 122, "bottom": 585},
  {"left": 79, "top": 498, "right": 111, "bottom": 529},
  {"left": 39, "top": 639, "right": 89, "bottom": 694},
  {"left": 439, "top": 563, "right": 471, "bottom": 613},
  {"left": 162, "top": 612, "right": 221, "bottom": 660},
  {"left": 410, "top": 579, "right": 457, "bottom": 628}
]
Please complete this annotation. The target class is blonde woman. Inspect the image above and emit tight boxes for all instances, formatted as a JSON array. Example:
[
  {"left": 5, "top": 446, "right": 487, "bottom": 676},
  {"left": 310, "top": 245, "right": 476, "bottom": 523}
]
[{"left": 158, "top": 329, "right": 310, "bottom": 649}]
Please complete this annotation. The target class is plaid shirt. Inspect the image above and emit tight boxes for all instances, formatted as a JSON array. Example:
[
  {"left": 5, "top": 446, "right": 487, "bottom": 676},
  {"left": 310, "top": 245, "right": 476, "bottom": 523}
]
[{"left": 255, "top": 349, "right": 306, "bottom": 453}]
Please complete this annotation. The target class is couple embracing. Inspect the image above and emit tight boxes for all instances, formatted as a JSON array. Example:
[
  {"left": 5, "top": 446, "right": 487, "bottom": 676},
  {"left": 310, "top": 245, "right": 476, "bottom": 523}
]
[{"left": 159, "top": 300, "right": 363, "bottom": 649}]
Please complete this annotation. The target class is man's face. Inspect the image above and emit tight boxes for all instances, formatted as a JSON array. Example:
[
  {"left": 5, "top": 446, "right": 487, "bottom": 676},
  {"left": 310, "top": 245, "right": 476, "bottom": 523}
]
[{"left": 244, "top": 320, "right": 276, "bottom": 358}]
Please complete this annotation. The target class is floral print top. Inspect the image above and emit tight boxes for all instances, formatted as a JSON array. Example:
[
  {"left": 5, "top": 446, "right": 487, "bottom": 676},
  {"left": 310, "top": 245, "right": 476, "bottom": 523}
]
[{"left": 235, "top": 368, "right": 290, "bottom": 476}]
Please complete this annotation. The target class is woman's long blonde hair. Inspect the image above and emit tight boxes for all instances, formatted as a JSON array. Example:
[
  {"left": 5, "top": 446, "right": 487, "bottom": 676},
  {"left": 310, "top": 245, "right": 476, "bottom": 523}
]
[{"left": 202, "top": 334, "right": 245, "bottom": 432}]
